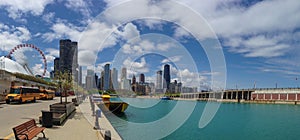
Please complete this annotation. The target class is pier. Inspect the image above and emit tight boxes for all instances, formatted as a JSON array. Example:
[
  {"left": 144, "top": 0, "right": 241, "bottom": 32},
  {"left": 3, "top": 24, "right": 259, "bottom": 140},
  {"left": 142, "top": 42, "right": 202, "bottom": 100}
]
[{"left": 179, "top": 88, "right": 300, "bottom": 104}]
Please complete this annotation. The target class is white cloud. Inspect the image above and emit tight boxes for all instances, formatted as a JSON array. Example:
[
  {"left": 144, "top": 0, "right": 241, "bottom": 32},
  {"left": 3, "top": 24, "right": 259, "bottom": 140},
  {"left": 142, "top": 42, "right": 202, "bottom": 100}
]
[
  {"left": 42, "top": 22, "right": 83, "bottom": 42},
  {"left": 117, "top": 22, "right": 140, "bottom": 41},
  {"left": 45, "top": 48, "right": 59, "bottom": 64},
  {"left": 45, "top": 48, "right": 59, "bottom": 57},
  {"left": 224, "top": 34, "right": 292, "bottom": 58},
  {"left": 42, "top": 12, "right": 55, "bottom": 23},
  {"left": 103, "top": 0, "right": 299, "bottom": 60},
  {"left": 173, "top": 27, "right": 191, "bottom": 39},
  {"left": 32, "top": 63, "right": 47, "bottom": 76},
  {"left": 136, "top": 19, "right": 166, "bottom": 30},
  {"left": 123, "top": 57, "right": 149, "bottom": 75},
  {"left": 121, "top": 39, "right": 175, "bottom": 57},
  {"left": 78, "top": 50, "right": 97, "bottom": 66},
  {"left": 0, "top": 23, "right": 31, "bottom": 52},
  {"left": 0, "top": 0, "right": 53, "bottom": 19},
  {"left": 161, "top": 55, "right": 182, "bottom": 63},
  {"left": 64, "top": 0, "right": 91, "bottom": 18}
]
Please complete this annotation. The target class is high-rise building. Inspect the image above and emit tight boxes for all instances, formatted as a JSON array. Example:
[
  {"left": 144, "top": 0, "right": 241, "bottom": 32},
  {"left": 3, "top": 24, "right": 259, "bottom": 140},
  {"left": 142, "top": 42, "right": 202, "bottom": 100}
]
[
  {"left": 156, "top": 70, "right": 162, "bottom": 89},
  {"left": 98, "top": 71, "right": 104, "bottom": 90},
  {"left": 132, "top": 75, "right": 136, "bottom": 85},
  {"left": 139, "top": 73, "right": 145, "bottom": 83},
  {"left": 85, "top": 75, "right": 93, "bottom": 90},
  {"left": 59, "top": 39, "right": 78, "bottom": 82},
  {"left": 104, "top": 64, "right": 110, "bottom": 91},
  {"left": 121, "top": 78, "right": 131, "bottom": 90},
  {"left": 94, "top": 74, "right": 98, "bottom": 88},
  {"left": 111, "top": 68, "right": 118, "bottom": 90},
  {"left": 54, "top": 57, "right": 60, "bottom": 77},
  {"left": 86, "top": 69, "right": 95, "bottom": 89},
  {"left": 121, "top": 67, "right": 127, "bottom": 80},
  {"left": 78, "top": 66, "right": 82, "bottom": 86},
  {"left": 163, "top": 64, "right": 171, "bottom": 91}
]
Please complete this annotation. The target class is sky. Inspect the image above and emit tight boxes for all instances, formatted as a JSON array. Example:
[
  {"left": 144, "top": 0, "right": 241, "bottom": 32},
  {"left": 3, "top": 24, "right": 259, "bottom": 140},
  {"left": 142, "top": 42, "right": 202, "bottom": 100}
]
[{"left": 0, "top": 0, "right": 299, "bottom": 90}]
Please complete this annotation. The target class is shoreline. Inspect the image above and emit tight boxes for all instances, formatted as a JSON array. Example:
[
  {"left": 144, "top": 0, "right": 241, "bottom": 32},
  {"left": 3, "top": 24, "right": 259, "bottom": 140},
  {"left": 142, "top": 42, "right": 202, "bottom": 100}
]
[
  {"left": 80, "top": 97, "right": 123, "bottom": 140},
  {"left": 135, "top": 95, "right": 300, "bottom": 105}
]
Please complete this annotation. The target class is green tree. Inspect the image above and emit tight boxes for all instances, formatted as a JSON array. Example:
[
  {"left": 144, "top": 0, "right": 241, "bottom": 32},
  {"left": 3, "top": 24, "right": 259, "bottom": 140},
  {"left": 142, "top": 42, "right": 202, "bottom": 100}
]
[{"left": 55, "top": 71, "right": 73, "bottom": 104}]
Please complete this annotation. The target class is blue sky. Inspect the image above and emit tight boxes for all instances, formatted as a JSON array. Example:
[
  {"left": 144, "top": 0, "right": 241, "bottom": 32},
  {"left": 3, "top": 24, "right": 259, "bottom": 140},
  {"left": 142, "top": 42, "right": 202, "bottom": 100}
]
[{"left": 0, "top": 0, "right": 299, "bottom": 89}]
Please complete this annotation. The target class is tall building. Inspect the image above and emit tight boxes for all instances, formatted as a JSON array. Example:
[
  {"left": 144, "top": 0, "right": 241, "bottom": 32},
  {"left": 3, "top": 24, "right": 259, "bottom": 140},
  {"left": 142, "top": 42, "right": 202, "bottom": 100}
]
[
  {"left": 121, "top": 67, "right": 127, "bottom": 80},
  {"left": 85, "top": 75, "right": 93, "bottom": 90},
  {"left": 111, "top": 68, "right": 118, "bottom": 90},
  {"left": 54, "top": 57, "right": 60, "bottom": 77},
  {"left": 163, "top": 64, "right": 171, "bottom": 91},
  {"left": 121, "top": 78, "right": 131, "bottom": 90},
  {"left": 104, "top": 64, "right": 110, "bottom": 91},
  {"left": 59, "top": 39, "right": 78, "bottom": 82},
  {"left": 78, "top": 66, "right": 82, "bottom": 86},
  {"left": 132, "top": 75, "right": 136, "bottom": 85},
  {"left": 94, "top": 74, "right": 98, "bottom": 88},
  {"left": 139, "top": 73, "right": 145, "bottom": 83},
  {"left": 156, "top": 70, "right": 162, "bottom": 89},
  {"left": 86, "top": 69, "right": 95, "bottom": 89}
]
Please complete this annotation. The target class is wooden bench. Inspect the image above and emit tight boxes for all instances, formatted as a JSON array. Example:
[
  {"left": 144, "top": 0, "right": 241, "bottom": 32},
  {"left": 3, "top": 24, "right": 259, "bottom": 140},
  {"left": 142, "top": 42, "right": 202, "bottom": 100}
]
[{"left": 13, "top": 119, "right": 46, "bottom": 140}]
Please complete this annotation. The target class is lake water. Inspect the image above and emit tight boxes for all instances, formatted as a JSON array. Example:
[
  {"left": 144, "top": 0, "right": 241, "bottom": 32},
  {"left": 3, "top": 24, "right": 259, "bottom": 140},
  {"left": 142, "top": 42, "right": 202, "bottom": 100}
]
[{"left": 103, "top": 98, "right": 300, "bottom": 140}]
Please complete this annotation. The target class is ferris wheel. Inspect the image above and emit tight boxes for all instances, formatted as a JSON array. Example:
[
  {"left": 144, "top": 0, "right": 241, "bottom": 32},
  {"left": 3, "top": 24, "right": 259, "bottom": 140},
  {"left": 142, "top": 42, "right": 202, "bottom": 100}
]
[{"left": 6, "top": 44, "right": 47, "bottom": 77}]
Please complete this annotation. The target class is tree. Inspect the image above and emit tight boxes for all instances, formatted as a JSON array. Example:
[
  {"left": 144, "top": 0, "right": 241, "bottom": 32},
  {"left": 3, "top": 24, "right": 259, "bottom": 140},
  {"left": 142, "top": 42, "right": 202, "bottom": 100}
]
[{"left": 55, "top": 71, "right": 73, "bottom": 104}]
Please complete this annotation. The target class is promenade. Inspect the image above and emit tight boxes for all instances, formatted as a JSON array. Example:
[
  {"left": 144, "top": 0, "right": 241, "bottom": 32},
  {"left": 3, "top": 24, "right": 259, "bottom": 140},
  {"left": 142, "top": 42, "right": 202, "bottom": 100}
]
[{"left": 0, "top": 97, "right": 116, "bottom": 140}]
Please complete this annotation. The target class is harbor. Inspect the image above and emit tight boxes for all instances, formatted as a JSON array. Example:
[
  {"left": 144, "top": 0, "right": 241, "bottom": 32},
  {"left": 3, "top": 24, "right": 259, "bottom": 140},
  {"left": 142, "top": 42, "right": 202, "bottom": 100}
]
[{"left": 104, "top": 97, "right": 300, "bottom": 140}]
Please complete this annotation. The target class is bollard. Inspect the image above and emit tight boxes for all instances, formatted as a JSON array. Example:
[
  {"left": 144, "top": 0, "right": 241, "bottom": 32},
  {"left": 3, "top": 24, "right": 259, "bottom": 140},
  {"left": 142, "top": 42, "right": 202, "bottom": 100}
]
[
  {"left": 94, "top": 109, "right": 101, "bottom": 130},
  {"left": 104, "top": 130, "right": 111, "bottom": 140},
  {"left": 91, "top": 102, "right": 95, "bottom": 116},
  {"left": 96, "top": 109, "right": 101, "bottom": 117}
]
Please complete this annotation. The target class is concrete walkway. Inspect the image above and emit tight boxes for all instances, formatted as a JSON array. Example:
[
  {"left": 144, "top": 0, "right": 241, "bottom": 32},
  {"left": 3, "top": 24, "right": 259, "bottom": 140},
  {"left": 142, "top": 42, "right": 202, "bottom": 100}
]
[
  {"left": 79, "top": 98, "right": 122, "bottom": 140},
  {"left": 40, "top": 106, "right": 103, "bottom": 140}
]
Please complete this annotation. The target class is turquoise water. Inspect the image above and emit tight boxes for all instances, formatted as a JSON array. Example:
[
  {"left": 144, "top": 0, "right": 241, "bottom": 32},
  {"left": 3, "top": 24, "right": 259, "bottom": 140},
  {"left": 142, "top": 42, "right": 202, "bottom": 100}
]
[{"left": 104, "top": 98, "right": 300, "bottom": 140}]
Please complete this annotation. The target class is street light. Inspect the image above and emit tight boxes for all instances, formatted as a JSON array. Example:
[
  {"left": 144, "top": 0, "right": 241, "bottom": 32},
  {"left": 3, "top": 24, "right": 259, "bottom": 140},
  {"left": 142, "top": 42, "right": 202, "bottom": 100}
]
[{"left": 58, "top": 81, "right": 62, "bottom": 104}]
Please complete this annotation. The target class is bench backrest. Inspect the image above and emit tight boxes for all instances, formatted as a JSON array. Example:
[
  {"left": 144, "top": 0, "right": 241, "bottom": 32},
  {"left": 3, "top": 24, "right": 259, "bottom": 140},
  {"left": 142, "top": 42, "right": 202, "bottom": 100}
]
[{"left": 13, "top": 119, "right": 37, "bottom": 135}]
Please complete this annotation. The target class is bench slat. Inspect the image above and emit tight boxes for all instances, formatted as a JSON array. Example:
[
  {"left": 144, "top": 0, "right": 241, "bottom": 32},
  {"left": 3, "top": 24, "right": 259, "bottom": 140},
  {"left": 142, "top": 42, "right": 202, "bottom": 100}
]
[{"left": 13, "top": 119, "right": 46, "bottom": 140}]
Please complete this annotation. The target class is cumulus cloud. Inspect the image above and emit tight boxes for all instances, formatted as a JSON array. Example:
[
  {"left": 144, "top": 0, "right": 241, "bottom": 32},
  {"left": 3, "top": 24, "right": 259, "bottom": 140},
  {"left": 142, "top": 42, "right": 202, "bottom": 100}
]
[
  {"left": 0, "top": 0, "right": 53, "bottom": 19},
  {"left": 0, "top": 23, "right": 31, "bottom": 51},
  {"left": 124, "top": 57, "right": 149, "bottom": 75},
  {"left": 161, "top": 55, "right": 182, "bottom": 63},
  {"left": 42, "top": 12, "right": 55, "bottom": 23},
  {"left": 64, "top": 0, "right": 91, "bottom": 18},
  {"left": 45, "top": 48, "right": 59, "bottom": 64},
  {"left": 42, "top": 22, "right": 83, "bottom": 42},
  {"left": 103, "top": 0, "right": 299, "bottom": 59}
]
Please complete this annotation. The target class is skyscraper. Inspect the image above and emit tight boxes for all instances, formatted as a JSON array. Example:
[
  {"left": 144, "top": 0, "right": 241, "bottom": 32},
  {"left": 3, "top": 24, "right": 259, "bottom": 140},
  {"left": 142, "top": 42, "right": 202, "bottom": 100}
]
[
  {"left": 111, "top": 68, "right": 118, "bottom": 90},
  {"left": 140, "top": 73, "right": 145, "bottom": 83},
  {"left": 132, "top": 75, "right": 136, "bottom": 84},
  {"left": 78, "top": 66, "right": 82, "bottom": 86},
  {"left": 54, "top": 57, "right": 60, "bottom": 77},
  {"left": 156, "top": 70, "right": 162, "bottom": 89},
  {"left": 86, "top": 69, "right": 95, "bottom": 89},
  {"left": 59, "top": 39, "right": 78, "bottom": 82},
  {"left": 104, "top": 64, "right": 110, "bottom": 91},
  {"left": 163, "top": 64, "right": 171, "bottom": 91},
  {"left": 94, "top": 74, "right": 98, "bottom": 88},
  {"left": 121, "top": 67, "right": 127, "bottom": 80}
]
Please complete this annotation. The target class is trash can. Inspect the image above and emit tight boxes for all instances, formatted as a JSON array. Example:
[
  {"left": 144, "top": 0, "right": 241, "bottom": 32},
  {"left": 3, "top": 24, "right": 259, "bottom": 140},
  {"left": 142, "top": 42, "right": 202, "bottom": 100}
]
[
  {"left": 104, "top": 130, "right": 111, "bottom": 140},
  {"left": 42, "top": 110, "right": 53, "bottom": 128}
]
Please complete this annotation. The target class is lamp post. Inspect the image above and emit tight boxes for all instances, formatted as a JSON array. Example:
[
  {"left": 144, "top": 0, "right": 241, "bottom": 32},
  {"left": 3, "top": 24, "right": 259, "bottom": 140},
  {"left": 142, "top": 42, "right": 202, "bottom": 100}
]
[{"left": 58, "top": 81, "right": 62, "bottom": 104}]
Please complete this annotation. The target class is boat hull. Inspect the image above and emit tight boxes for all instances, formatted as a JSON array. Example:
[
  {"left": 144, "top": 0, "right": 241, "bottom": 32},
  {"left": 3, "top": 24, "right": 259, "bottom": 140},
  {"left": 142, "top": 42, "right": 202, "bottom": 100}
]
[{"left": 99, "top": 101, "right": 128, "bottom": 113}]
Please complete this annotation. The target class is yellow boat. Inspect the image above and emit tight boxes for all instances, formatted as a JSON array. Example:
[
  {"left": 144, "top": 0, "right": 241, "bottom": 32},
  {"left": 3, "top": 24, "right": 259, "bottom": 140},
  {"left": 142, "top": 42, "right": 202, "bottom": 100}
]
[{"left": 101, "top": 94, "right": 128, "bottom": 113}]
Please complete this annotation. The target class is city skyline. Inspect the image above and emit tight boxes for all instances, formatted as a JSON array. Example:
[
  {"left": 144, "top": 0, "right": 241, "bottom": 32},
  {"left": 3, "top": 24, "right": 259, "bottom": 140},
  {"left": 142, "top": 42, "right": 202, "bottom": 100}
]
[
  {"left": 83, "top": 63, "right": 197, "bottom": 92},
  {"left": 0, "top": 0, "right": 299, "bottom": 89}
]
